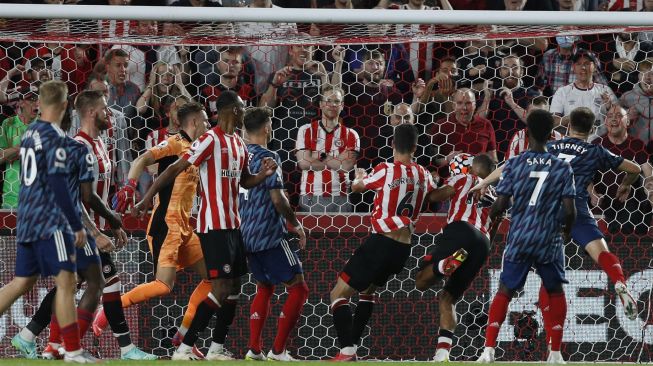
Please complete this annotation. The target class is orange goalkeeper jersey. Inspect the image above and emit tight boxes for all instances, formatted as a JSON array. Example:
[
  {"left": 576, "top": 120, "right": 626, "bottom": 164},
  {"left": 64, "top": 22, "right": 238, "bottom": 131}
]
[{"left": 147, "top": 131, "right": 199, "bottom": 238}]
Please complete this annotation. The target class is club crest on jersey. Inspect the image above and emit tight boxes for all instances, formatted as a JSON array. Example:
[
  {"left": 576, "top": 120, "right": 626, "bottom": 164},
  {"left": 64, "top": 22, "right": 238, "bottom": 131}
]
[
  {"left": 191, "top": 140, "right": 201, "bottom": 150},
  {"left": 334, "top": 139, "right": 344, "bottom": 148},
  {"left": 223, "top": 264, "right": 231, "bottom": 273}
]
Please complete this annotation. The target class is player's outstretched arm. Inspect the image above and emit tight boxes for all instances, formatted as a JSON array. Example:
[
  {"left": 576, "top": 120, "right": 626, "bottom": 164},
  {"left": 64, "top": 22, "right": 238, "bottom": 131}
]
[
  {"left": 470, "top": 165, "right": 504, "bottom": 193},
  {"left": 115, "top": 151, "right": 156, "bottom": 213},
  {"left": 270, "top": 189, "right": 307, "bottom": 249},
  {"left": 426, "top": 185, "right": 455, "bottom": 203},
  {"left": 241, "top": 156, "right": 278, "bottom": 189},
  {"left": 132, "top": 158, "right": 190, "bottom": 217},
  {"left": 489, "top": 195, "right": 510, "bottom": 224},
  {"left": 616, "top": 158, "right": 642, "bottom": 202},
  {"left": 561, "top": 197, "right": 576, "bottom": 242}
]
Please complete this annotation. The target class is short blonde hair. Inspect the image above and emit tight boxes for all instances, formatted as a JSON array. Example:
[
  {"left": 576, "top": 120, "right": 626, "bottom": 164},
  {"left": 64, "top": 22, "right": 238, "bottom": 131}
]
[{"left": 39, "top": 80, "right": 68, "bottom": 107}]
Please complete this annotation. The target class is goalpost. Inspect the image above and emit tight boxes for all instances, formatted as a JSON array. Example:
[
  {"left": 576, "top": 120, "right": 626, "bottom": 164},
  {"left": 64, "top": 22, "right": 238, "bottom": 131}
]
[{"left": 0, "top": 4, "right": 652, "bottom": 361}]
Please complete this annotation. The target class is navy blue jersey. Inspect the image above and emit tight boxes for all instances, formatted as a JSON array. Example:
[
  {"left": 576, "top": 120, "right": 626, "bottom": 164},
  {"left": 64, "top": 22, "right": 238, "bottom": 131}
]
[
  {"left": 497, "top": 151, "right": 576, "bottom": 263},
  {"left": 238, "top": 144, "right": 285, "bottom": 253},
  {"left": 17, "top": 121, "right": 74, "bottom": 243},
  {"left": 65, "top": 136, "right": 95, "bottom": 212},
  {"left": 547, "top": 137, "right": 623, "bottom": 205}
]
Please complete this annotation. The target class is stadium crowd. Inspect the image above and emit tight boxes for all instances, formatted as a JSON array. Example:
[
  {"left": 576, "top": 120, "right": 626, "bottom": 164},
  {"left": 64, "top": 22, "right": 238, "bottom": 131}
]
[{"left": 0, "top": 0, "right": 651, "bottom": 227}]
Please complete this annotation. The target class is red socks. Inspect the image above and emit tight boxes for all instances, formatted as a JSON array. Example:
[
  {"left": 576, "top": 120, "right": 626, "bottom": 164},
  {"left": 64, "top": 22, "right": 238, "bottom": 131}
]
[
  {"left": 249, "top": 284, "right": 274, "bottom": 353},
  {"left": 548, "top": 291, "right": 567, "bottom": 352},
  {"left": 484, "top": 292, "right": 511, "bottom": 348},
  {"left": 49, "top": 314, "right": 61, "bottom": 344},
  {"left": 77, "top": 308, "right": 94, "bottom": 338},
  {"left": 598, "top": 251, "right": 626, "bottom": 285},
  {"left": 61, "top": 323, "right": 81, "bottom": 353},
  {"left": 539, "top": 285, "right": 551, "bottom": 346},
  {"left": 273, "top": 282, "right": 309, "bottom": 354}
]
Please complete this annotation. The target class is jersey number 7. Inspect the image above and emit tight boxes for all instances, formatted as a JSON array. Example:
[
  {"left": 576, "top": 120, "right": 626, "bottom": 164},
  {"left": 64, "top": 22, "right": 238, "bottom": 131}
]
[{"left": 528, "top": 171, "right": 549, "bottom": 206}]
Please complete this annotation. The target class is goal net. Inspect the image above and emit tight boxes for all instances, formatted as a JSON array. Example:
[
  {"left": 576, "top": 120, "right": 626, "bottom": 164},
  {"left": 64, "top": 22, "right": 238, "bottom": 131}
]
[{"left": 0, "top": 5, "right": 652, "bottom": 362}]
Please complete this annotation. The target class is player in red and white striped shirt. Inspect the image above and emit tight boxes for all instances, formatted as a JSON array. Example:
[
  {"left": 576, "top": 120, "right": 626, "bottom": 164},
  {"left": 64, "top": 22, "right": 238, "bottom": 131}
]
[
  {"left": 414, "top": 154, "right": 498, "bottom": 362},
  {"left": 328, "top": 124, "right": 435, "bottom": 361},
  {"left": 296, "top": 86, "right": 359, "bottom": 213},
  {"left": 506, "top": 96, "right": 564, "bottom": 160},
  {"left": 134, "top": 91, "right": 277, "bottom": 361}
]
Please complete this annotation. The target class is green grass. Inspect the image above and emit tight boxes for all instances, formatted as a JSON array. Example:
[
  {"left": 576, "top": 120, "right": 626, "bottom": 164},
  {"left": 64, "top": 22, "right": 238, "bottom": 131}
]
[{"left": 0, "top": 361, "right": 639, "bottom": 366}]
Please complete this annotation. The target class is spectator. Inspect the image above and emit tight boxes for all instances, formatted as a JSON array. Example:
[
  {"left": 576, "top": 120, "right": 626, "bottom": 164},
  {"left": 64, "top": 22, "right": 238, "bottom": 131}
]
[
  {"left": 487, "top": 0, "right": 557, "bottom": 10},
  {"left": 428, "top": 88, "right": 498, "bottom": 178},
  {"left": 170, "top": 0, "right": 222, "bottom": 6},
  {"left": 418, "top": 56, "right": 458, "bottom": 119},
  {"left": 105, "top": 48, "right": 143, "bottom": 152},
  {"left": 343, "top": 49, "right": 424, "bottom": 169},
  {"left": 136, "top": 62, "right": 193, "bottom": 131},
  {"left": 506, "top": 96, "right": 564, "bottom": 159},
  {"left": 0, "top": 87, "right": 39, "bottom": 209},
  {"left": 395, "top": 0, "right": 439, "bottom": 82},
  {"left": 159, "top": 22, "right": 192, "bottom": 82},
  {"left": 198, "top": 47, "right": 256, "bottom": 124},
  {"left": 0, "top": 57, "right": 53, "bottom": 104},
  {"left": 376, "top": 102, "right": 430, "bottom": 166},
  {"left": 458, "top": 39, "right": 505, "bottom": 91},
  {"left": 639, "top": 0, "right": 653, "bottom": 47},
  {"left": 295, "top": 85, "right": 359, "bottom": 213},
  {"left": 144, "top": 95, "right": 189, "bottom": 176},
  {"left": 550, "top": 50, "right": 617, "bottom": 138},
  {"left": 620, "top": 58, "right": 653, "bottom": 143},
  {"left": 234, "top": 0, "right": 296, "bottom": 95},
  {"left": 111, "top": 20, "right": 162, "bottom": 91},
  {"left": 259, "top": 43, "right": 328, "bottom": 200},
  {"left": 603, "top": 33, "right": 651, "bottom": 95},
  {"left": 592, "top": 104, "right": 652, "bottom": 234},
  {"left": 538, "top": 35, "right": 609, "bottom": 96},
  {"left": 478, "top": 54, "right": 541, "bottom": 160}
]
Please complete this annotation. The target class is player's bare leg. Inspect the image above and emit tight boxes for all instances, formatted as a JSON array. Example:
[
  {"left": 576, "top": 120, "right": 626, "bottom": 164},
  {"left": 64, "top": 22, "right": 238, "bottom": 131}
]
[
  {"left": 0, "top": 275, "right": 38, "bottom": 315},
  {"left": 584, "top": 238, "right": 637, "bottom": 320},
  {"left": 329, "top": 278, "right": 365, "bottom": 361},
  {"left": 433, "top": 290, "right": 457, "bottom": 362}
]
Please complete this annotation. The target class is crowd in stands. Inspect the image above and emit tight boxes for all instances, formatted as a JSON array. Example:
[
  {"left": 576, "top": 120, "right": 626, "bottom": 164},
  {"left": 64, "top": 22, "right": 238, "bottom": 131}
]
[{"left": 0, "top": 0, "right": 652, "bottom": 233}]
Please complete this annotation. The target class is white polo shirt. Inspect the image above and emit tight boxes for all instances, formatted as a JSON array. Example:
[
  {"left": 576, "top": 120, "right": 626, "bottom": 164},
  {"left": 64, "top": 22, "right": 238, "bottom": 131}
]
[{"left": 550, "top": 82, "right": 617, "bottom": 138}]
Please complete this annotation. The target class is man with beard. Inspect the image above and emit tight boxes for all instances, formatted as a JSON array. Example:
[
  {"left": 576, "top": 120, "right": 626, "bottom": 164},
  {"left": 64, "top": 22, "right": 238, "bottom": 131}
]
[
  {"left": 428, "top": 88, "right": 498, "bottom": 180},
  {"left": 296, "top": 86, "right": 360, "bottom": 213},
  {"left": 477, "top": 54, "right": 541, "bottom": 161},
  {"left": 105, "top": 48, "right": 142, "bottom": 153},
  {"left": 199, "top": 47, "right": 256, "bottom": 125},
  {"left": 0, "top": 87, "right": 39, "bottom": 208},
  {"left": 620, "top": 58, "right": 653, "bottom": 143}
]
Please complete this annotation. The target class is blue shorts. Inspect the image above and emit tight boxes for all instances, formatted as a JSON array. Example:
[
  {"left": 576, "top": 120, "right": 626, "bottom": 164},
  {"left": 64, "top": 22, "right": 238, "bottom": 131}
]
[
  {"left": 247, "top": 239, "right": 303, "bottom": 285},
  {"left": 499, "top": 248, "right": 568, "bottom": 291},
  {"left": 76, "top": 234, "right": 101, "bottom": 272},
  {"left": 16, "top": 230, "right": 76, "bottom": 277},
  {"left": 571, "top": 212, "right": 603, "bottom": 248}
]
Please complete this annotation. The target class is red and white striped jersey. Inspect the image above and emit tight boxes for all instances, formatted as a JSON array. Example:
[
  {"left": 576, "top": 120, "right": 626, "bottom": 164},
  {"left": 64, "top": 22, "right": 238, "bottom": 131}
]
[
  {"left": 183, "top": 126, "right": 249, "bottom": 232},
  {"left": 145, "top": 127, "right": 175, "bottom": 151},
  {"left": 396, "top": 4, "right": 437, "bottom": 81},
  {"left": 446, "top": 174, "right": 496, "bottom": 237},
  {"left": 363, "top": 161, "right": 436, "bottom": 233},
  {"left": 75, "top": 130, "right": 113, "bottom": 230},
  {"left": 296, "top": 120, "right": 360, "bottom": 197},
  {"left": 506, "top": 128, "right": 564, "bottom": 160},
  {"left": 98, "top": 20, "right": 132, "bottom": 38}
]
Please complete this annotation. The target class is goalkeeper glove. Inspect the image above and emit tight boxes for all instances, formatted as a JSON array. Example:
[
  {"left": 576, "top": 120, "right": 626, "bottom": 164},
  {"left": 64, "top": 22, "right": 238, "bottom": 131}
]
[{"left": 115, "top": 178, "right": 138, "bottom": 213}]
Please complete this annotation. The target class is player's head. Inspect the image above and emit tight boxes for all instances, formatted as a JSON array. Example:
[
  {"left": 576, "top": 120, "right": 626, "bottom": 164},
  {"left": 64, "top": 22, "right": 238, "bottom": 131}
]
[
  {"left": 471, "top": 154, "right": 495, "bottom": 179},
  {"left": 169, "top": 95, "right": 190, "bottom": 130},
  {"left": 38, "top": 80, "right": 69, "bottom": 124},
  {"left": 244, "top": 107, "right": 273, "bottom": 144},
  {"left": 214, "top": 90, "right": 246, "bottom": 129},
  {"left": 526, "top": 109, "right": 554, "bottom": 145},
  {"left": 527, "top": 96, "right": 549, "bottom": 114},
  {"left": 75, "top": 90, "right": 111, "bottom": 132},
  {"left": 393, "top": 123, "right": 418, "bottom": 155},
  {"left": 569, "top": 107, "right": 595, "bottom": 136},
  {"left": 177, "top": 102, "right": 209, "bottom": 140}
]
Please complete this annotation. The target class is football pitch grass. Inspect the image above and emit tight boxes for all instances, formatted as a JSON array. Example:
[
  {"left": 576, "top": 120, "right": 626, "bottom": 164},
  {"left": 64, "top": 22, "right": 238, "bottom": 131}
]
[{"left": 0, "top": 361, "right": 639, "bottom": 365}]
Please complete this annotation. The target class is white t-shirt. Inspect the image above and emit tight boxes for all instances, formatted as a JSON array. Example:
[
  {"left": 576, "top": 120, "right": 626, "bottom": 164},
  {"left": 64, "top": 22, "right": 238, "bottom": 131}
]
[{"left": 550, "top": 82, "right": 617, "bottom": 139}]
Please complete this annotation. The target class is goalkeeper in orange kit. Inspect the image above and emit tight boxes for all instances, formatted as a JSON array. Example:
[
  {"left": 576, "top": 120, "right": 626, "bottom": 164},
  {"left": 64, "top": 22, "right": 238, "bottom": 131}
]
[{"left": 94, "top": 102, "right": 211, "bottom": 358}]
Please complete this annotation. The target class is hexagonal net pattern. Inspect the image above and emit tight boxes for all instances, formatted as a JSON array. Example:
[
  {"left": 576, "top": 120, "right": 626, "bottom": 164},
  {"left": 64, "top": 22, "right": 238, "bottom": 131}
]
[{"left": 0, "top": 16, "right": 651, "bottom": 362}]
